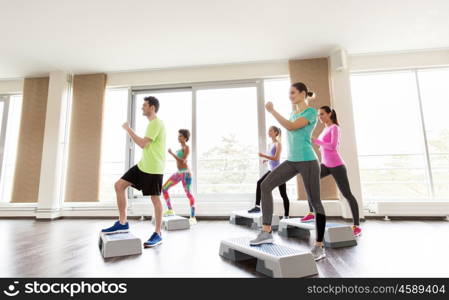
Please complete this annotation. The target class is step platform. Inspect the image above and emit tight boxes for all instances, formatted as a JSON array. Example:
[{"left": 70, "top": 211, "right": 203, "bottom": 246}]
[
  {"left": 230, "top": 210, "right": 280, "bottom": 230},
  {"left": 219, "top": 237, "right": 318, "bottom": 278},
  {"left": 99, "top": 232, "right": 142, "bottom": 258},
  {"left": 152, "top": 215, "right": 190, "bottom": 231},
  {"left": 278, "top": 218, "right": 357, "bottom": 248}
]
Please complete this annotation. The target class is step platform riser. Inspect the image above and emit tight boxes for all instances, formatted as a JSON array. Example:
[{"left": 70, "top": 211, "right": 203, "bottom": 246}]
[
  {"left": 278, "top": 219, "right": 357, "bottom": 248},
  {"left": 230, "top": 211, "right": 280, "bottom": 231},
  {"left": 151, "top": 215, "right": 190, "bottom": 231},
  {"left": 99, "top": 233, "right": 142, "bottom": 258},
  {"left": 219, "top": 237, "right": 318, "bottom": 278}
]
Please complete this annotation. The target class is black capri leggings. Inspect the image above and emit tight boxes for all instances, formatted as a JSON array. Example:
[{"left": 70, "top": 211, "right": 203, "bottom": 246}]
[
  {"left": 255, "top": 171, "right": 289, "bottom": 216},
  {"left": 309, "top": 164, "right": 360, "bottom": 226}
]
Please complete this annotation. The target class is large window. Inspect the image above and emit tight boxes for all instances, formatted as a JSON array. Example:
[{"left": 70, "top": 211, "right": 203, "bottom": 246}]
[
  {"left": 351, "top": 68, "right": 449, "bottom": 200},
  {"left": 417, "top": 68, "right": 449, "bottom": 198},
  {"left": 196, "top": 86, "right": 259, "bottom": 194},
  {"left": 133, "top": 89, "right": 192, "bottom": 197},
  {"left": 0, "top": 95, "right": 22, "bottom": 203},
  {"left": 99, "top": 89, "right": 128, "bottom": 201},
  {"left": 99, "top": 79, "right": 297, "bottom": 202}
]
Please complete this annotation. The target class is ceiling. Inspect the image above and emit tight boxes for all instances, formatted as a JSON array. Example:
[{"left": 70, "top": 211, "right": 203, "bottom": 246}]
[{"left": 1, "top": 0, "right": 448, "bottom": 79}]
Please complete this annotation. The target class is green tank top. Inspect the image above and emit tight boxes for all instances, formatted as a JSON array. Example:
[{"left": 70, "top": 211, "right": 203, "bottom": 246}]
[
  {"left": 176, "top": 149, "right": 184, "bottom": 158},
  {"left": 176, "top": 149, "right": 188, "bottom": 172}
]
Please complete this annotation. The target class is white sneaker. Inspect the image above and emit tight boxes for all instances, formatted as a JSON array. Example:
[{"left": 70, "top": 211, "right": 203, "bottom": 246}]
[
  {"left": 311, "top": 245, "right": 326, "bottom": 261},
  {"left": 250, "top": 231, "right": 274, "bottom": 246},
  {"left": 189, "top": 217, "right": 197, "bottom": 225}
]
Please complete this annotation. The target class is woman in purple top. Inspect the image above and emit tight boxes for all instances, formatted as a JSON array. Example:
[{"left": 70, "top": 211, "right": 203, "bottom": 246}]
[
  {"left": 248, "top": 126, "right": 290, "bottom": 218},
  {"left": 301, "top": 106, "right": 361, "bottom": 236}
]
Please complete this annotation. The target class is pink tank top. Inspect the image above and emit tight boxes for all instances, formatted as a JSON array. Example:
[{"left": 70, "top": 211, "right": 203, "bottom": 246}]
[{"left": 314, "top": 124, "right": 344, "bottom": 168}]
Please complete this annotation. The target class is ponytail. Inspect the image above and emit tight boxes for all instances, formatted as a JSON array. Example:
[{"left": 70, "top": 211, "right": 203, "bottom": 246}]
[
  {"left": 292, "top": 82, "right": 316, "bottom": 101},
  {"left": 331, "top": 109, "right": 339, "bottom": 126},
  {"left": 306, "top": 91, "right": 316, "bottom": 99},
  {"left": 320, "top": 106, "right": 339, "bottom": 125}
]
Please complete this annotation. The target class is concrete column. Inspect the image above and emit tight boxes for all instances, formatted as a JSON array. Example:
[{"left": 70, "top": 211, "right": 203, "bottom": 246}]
[
  {"left": 329, "top": 49, "right": 365, "bottom": 221},
  {"left": 36, "top": 71, "right": 70, "bottom": 219}
]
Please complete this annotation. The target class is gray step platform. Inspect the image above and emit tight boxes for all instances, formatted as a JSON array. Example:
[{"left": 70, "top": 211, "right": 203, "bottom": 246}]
[
  {"left": 230, "top": 210, "right": 280, "bottom": 230},
  {"left": 152, "top": 215, "right": 190, "bottom": 231},
  {"left": 278, "top": 218, "right": 357, "bottom": 248},
  {"left": 99, "top": 232, "right": 142, "bottom": 258},
  {"left": 219, "top": 237, "right": 318, "bottom": 278}
]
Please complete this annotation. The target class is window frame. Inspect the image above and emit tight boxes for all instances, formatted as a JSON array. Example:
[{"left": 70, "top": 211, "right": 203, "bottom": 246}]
[
  {"left": 0, "top": 93, "right": 26, "bottom": 206},
  {"left": 0, "top": 95, "right": 10, "bottom": 184},
  {"left": 350, "top": 66, "right": 449, "bottom": 201},
  {"left": 126, "top": 78, "right": 285, "bottom": 203}
]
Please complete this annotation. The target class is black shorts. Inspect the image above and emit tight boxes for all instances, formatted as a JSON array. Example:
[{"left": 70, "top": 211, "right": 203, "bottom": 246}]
[{"left": 121, "top": 165, "right": 163, "bottom": 196}]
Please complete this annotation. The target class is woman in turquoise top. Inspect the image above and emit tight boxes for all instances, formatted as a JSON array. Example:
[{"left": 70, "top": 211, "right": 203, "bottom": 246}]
[
  {"left": 162, "top": 129, "right": 197, "bottom": 225},
  {"left": 250, "top": 82, "right": 327, "bottom": 261}
]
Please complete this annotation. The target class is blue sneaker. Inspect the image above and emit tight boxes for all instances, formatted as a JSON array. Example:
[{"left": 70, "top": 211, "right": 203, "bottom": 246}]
[
  {"left": 143, "top": 232, "right": 163, "bottom": 248},
  {"left": 101, "top": 221, "right": 129, "bottom": 234}
]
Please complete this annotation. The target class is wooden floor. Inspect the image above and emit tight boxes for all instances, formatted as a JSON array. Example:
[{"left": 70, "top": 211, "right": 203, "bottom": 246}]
[{"left": 0, "top": 218, "right": 448, "bottom": 277}]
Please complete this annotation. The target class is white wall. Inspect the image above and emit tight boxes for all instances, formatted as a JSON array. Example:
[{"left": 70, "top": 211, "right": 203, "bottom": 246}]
[
  {"left": 0, "top": 79, "right": 23, "bottom": 94},
  {"left": 329, "top": 50, "right": 365, "bottom": 220},
  {"left": 107, "top": 60, "right": 289, "bottom": 87},
  {"left": 349, "top": 49, "right": 449, "bottom": 71}
]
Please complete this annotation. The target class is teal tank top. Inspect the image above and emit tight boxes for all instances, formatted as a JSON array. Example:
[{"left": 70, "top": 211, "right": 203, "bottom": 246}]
[
  {"left": 287, "top": 107, "right": 318, "bottom": 162},
  {"left": 176, "top": 149, "right": 184, "bottom": 158}
]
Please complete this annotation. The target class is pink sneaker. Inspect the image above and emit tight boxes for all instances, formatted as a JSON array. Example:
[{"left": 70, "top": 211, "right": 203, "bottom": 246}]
[
  {"left": 300, "top": 213, "right": 315, "bottom": 222},
  {"left": 352, "top": 225, "right": 362, "bottom": 237}
]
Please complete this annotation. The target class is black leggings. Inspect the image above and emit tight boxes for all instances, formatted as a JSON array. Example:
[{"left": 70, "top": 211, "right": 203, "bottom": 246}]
[
  {"left": 309, "top": 164, "right": 360, "bottom": 226},
  {"left": 256, "top": 171, "right": 290, "bottom": 216}
]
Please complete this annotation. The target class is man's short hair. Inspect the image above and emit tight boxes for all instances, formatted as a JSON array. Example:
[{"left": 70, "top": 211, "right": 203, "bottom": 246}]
[{"left": 144, "top": 96, "right": 160, "bottom": 113}]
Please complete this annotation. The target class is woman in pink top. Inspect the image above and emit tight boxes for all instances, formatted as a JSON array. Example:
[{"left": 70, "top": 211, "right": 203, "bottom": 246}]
[{"left": 301, "top": 106, "right": 361, "bottom": 237}]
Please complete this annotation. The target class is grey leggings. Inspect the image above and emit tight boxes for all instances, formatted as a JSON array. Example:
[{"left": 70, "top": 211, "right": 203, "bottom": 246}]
[
  {"left": 261, "top": 160, "right": 325, "bottom": 225},
  {"left": 309, "top": 164, "right": 360, "bottom": 225}
]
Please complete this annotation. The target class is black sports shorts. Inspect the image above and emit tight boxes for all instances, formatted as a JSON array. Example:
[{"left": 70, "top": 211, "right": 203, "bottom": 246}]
[{"left": 121, "top": 165, "right": 163, "bottom": 196}]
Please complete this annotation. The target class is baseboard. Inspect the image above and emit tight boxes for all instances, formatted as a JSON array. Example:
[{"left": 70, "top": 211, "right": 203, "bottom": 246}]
[
  {"left": 0, "top": 210, "right": 36, "bottom": 217},
  {"left": 35, "top": 213, "right": 61, "bottom": 220},
  {"left": 0, "top": 200, "right": 343, "bottom": 218},
  {"left": 372, "top": 201, "right": 449, "bottom": 217},
  {"left": 2, "top": 199, "right": 449, "bottom": 218},
  {"left": 0, "top": 204, "right": 36, "bottom": 217}
]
